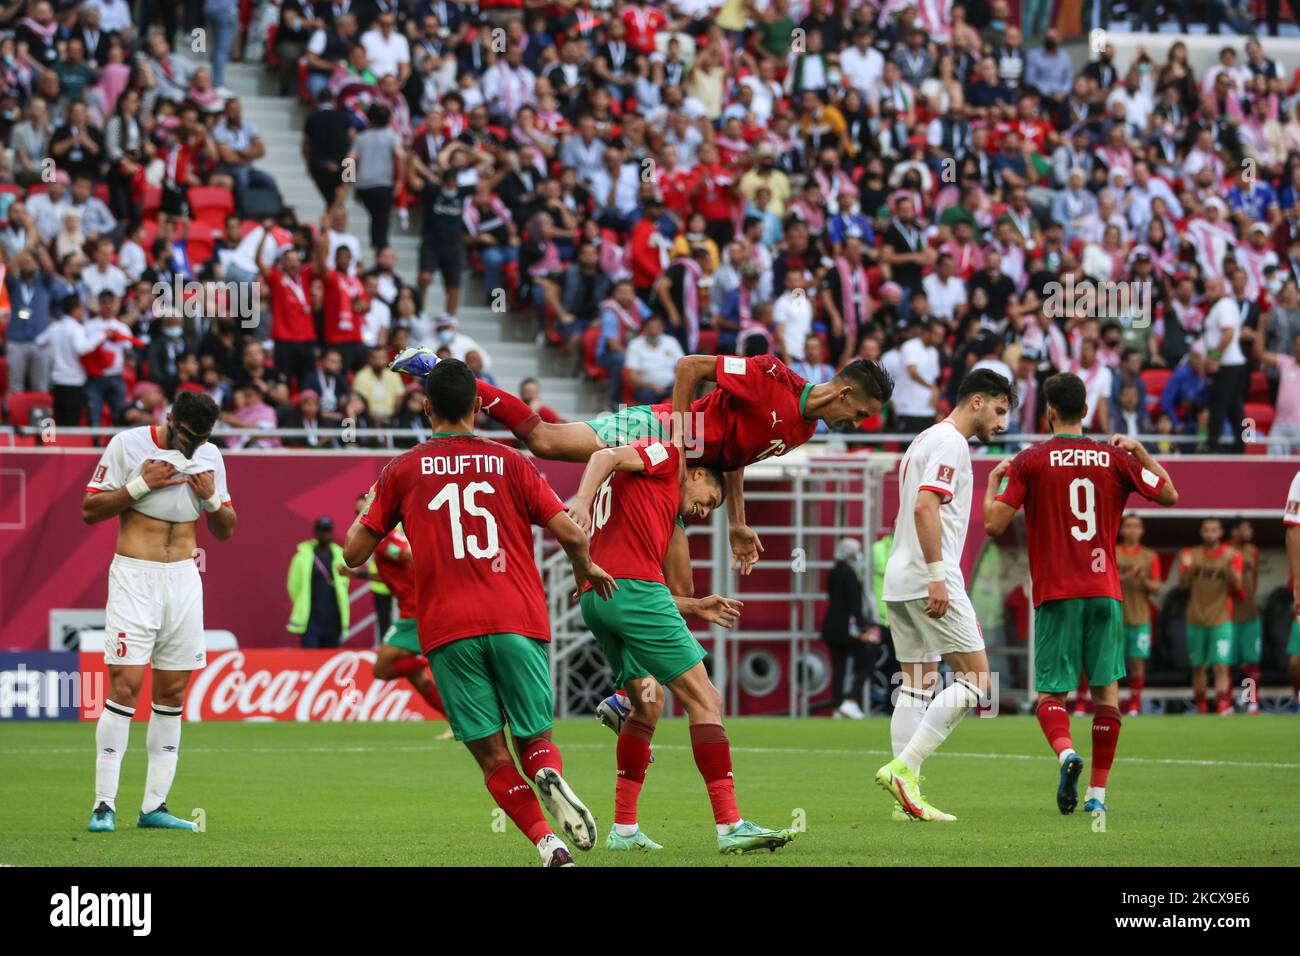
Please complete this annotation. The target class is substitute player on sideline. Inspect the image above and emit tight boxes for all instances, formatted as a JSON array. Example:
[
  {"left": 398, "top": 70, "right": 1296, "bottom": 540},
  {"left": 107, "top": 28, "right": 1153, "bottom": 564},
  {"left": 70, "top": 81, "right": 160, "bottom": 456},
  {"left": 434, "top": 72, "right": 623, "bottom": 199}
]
[
  {"left": 343, "top": 359, "right": 618, "bottom": 868},
  {"left": 1116, "top": 514, "right": 1162, "bottom": 716},
  {"left": 984, "top": 373, "right": 1178, "bottom": 817},
  {"left": 568, "top": 437, "right": 795, "bottom": 855},
  {"left": 1228, "top": 519, "right": 1262, "bottom": 714},
  {"left": 875, "top": 368, "right": 1017, "bottom": 823},
  {"left": 82, "top": 392, "right": 235, "bottom": 833},
  {"left": 340, "top": 493, "right": 450, "bottom": 737},
  {"left": 1177, "top": 518, "right": 1243, "bottom": 716}
]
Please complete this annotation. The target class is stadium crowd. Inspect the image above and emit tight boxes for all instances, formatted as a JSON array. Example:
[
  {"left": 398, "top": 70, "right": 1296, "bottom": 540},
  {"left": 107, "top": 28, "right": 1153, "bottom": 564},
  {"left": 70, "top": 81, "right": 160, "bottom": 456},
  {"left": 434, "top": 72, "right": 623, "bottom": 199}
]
[{"left": 3, "top": 0, "right": 1300, "bottom": 453}]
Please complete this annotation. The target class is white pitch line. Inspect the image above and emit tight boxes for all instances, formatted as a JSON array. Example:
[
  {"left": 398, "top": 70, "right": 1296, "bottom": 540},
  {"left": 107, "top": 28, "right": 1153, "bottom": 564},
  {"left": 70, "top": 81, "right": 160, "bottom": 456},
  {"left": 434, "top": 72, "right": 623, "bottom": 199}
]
[{"left": 1, "top": 741, "right": 1296, "bottom": 770}]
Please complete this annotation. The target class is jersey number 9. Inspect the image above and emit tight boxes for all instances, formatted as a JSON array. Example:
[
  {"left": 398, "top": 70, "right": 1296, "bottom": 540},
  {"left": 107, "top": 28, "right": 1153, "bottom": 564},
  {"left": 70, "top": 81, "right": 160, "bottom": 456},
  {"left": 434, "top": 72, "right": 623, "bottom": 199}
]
[{"left": 1068, "top": 477, "right": 1097, "bottom": 542}]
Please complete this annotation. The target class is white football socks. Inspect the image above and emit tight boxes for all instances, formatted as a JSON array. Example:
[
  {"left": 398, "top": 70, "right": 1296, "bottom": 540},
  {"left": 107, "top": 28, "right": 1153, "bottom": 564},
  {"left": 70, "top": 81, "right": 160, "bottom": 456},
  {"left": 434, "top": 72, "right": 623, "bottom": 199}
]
[
  {"left": 94, "top": 700, "right": 135, "bottom": 811},
  {"left": 899, "top": 679, "right": 982, "bottom": 774},
  {"left": 1059, "top": 747, "right": 1078, "bottom": 765},
  {"left": 891, "top": 684, "right": 933, "bottom": 760},
  {"left": 142, "top": 703, "right": 183, "bottom": 814}
]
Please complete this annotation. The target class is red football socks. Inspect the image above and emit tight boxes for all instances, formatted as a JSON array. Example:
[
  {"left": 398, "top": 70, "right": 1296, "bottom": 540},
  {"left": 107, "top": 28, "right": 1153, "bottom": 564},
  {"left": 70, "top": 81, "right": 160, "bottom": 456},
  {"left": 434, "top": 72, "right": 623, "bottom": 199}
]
[
  {"left": 1090, "top": 705, "right": 1122, "bottom": 788},
  {"left": 1035, "top": 698, "right": 1074, "bottom": 757},
  {"left": 389, "top": 655, "right": 428, "bottom": 679},
  {"left": 485, "top": 763, "right": 551, "bottom": 845},
  {"left": 690, "top": 723, "right": 740, "bottom": 826},
  {"left": 519, "top": 738, "right": 563, "bottom": 781},
  {"left": 476, "top": 381, "right": 539, "bottom": 439},
  {"left": 615, "top": 717, "right": 655, "bottom": 826}
]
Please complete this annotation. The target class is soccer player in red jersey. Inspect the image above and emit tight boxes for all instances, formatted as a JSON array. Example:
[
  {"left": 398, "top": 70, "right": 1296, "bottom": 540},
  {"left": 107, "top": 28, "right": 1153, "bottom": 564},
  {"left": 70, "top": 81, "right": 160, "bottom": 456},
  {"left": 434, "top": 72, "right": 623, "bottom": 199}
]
[
  {"left": 343, "top": 359, "right": 618, "bottom": 867},
  {"left": 340, "top": 494, "right": 448, "bottom": 736},
  {"left": 568, "top": 437, "right": 796, "bottom": 854},
  {"left": 983, "top": 373, "right": 1178, "bottom": 816}
]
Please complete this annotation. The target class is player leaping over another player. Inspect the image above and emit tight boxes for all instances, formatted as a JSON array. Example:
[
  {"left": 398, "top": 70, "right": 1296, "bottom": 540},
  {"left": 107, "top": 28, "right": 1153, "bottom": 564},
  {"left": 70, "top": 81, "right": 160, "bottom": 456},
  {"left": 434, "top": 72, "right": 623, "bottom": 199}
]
[
  {"left": 983, "top": 373, "right": 1178, "bottom": 817},
  {"left": 875, "top": 368, "right": 1016, "bottom": 823},
  {"left": 344, "top": 359, "right": 619, "bottom": 867},
  {"left": 389, "top": 346, "right": 894, "bottom": 734},
  {"left": 567, "top": 436, "right": 795, "bottom": 855}
]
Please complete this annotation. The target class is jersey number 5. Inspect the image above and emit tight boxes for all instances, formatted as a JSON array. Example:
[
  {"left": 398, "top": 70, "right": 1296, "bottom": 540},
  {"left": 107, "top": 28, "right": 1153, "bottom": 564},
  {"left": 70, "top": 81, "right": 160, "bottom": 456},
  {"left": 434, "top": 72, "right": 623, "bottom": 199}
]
[
  {"left": 1068, "top": 477, "right": 1096, "bottom": 541},
  {"left": 429, "top": 482, "right": 500, "bottom": 559}
]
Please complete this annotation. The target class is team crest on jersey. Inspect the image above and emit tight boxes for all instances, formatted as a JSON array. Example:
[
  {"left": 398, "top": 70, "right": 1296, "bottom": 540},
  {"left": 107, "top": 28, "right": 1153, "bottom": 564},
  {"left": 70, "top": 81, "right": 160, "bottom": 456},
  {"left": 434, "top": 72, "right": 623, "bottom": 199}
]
[{"left": 936, "top": 465, "right": 955, "bottom": 483}]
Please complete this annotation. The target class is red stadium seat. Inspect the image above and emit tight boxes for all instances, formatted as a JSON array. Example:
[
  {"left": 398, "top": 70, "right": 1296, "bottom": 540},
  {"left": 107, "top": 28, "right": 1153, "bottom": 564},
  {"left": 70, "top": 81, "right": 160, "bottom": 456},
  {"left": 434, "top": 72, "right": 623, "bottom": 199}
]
[
  {"left": 0, "top": 183, "right": 21, "bottom": 201},
  {"left": 189, "top": 186, "right": 236, "bottom": 230},
  {"left": 1248, "top": 370, "right": 1270, "bottom": 404},
  {"left": 1244, "top": 402, "right": 1275, "bottom": 436},
  {"left": 5, "top": 391, "right": 52, "bottom": 428},
  {"left": 187, "top": 227, "right": 217, "bottom": 267},
  {"left": 142, "top": 185, "right": 162, "bottom": 218},
  {"left": 582, "top": 324, "right": 608, "bottom": 381},
  {"left": 1140, "top": 368, "right": 1172, "bottom": 402}
]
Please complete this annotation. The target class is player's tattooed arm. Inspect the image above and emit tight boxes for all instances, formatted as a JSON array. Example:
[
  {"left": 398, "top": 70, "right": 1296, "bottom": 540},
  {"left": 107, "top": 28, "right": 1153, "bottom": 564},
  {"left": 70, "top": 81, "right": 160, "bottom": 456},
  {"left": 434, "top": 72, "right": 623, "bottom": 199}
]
[
  {"left": 981, "top": 459, "right": 1016, "bottom": 537},
  {"left": 567, "top": 446, "right": 644, "bottom": 534},
  {"left": 82, "top": 459, "right": 184, "bottom": 524},
  {"left": 1108, "top": 434, "right": 1178, "bottom": 507},
  {"left": 547, "top": 511, "right": 618, "bottom": 599}
]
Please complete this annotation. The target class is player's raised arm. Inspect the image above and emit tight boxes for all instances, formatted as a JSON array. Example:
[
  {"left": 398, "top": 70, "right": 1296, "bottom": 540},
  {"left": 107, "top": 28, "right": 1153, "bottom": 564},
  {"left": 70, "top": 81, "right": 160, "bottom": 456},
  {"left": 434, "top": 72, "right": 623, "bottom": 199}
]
[
  {"left": 668, "top": 354, "right": 716, "bottom": 453},
  {"left": 568, "top": 445, "right": 645, "bottom": 534},
  {"left": 547, "top": 510, "right": 618, "bottom": 599},
  {"left": 1109, "top": 434, "right": 1179, "bottom": 507},
  {"left": 982, "top": 458, "right": 1017, "bottom": 536}
]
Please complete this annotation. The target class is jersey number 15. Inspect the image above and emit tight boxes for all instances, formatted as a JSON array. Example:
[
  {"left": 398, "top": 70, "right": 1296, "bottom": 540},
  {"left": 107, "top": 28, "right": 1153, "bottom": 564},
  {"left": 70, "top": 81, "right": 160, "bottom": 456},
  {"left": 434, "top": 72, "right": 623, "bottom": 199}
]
[{"left": 429, "top": 482, "right": 500, "bottom": 559}]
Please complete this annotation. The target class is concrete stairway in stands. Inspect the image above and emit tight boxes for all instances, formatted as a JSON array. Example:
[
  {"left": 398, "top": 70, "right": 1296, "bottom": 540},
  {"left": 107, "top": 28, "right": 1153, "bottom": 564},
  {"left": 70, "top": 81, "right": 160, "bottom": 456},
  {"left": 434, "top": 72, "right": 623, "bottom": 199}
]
[{"left": 208, "top": 57, "right": 605, "bottom": 421}]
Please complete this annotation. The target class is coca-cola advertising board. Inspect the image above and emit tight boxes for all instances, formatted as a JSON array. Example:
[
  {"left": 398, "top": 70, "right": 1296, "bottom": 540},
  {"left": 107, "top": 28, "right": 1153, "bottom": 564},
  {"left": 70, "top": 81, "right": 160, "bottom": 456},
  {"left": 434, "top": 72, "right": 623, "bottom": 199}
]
[{"left": 76, "top": 649, "right": 446, "bottom": 722}]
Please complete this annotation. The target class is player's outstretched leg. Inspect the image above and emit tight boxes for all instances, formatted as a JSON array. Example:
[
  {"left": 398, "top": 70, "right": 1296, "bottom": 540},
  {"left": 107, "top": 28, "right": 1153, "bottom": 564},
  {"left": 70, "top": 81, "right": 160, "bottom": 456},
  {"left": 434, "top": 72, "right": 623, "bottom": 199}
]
[
  {"left": 888, "top": 667, "right": 934, "bottom": 821},
  {"left": 517, "top": 734, "right": 598, "bottom": 852},
  {"left": 669, "top": 663, "right": 795, "bottom": 854},
  {"left": 877, "top": 660, "right": 983, "bottom": 822},
  {"left": 1084, "top": 691, "right": 1122, "bottom": 813},
  {"left": 469, "top": 734, "right": 575, "bottom": 867},
  {"left": 605, "top": 680, "right": 664, "bottom": 851},
  {"left": 90, "top": 693, "right": 136, "bottom": 833},
  {"left": 1035, "top": 694, "right": 1083, "bottom": 814}
]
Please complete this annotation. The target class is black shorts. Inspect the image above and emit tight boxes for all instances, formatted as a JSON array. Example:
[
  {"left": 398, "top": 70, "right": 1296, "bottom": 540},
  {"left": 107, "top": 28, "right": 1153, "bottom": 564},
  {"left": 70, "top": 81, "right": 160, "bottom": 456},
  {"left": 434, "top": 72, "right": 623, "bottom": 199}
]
[{"left": 420, "top": 239, "right": 463, "bottom": 287}]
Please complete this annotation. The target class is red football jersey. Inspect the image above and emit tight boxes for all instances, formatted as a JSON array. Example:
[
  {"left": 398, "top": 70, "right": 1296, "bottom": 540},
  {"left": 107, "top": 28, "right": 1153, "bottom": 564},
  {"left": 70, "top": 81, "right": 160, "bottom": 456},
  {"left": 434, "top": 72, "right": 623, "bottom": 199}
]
[
  {"left": 267, "top": 267, "right": 315, "bottom": 342},
  {"left": 361, "top": 434, "right": 566, "bottom": 652},
  {"left": 373, "top": 526, "right": 417, "bottom": 621},
  {"left": 652, "top": 355, "right": 816, "bottom": 471},
  {"left": 995, "top": 435, "right": 1166, "bottom": 606},
  {"left": 587, "top": 439, "right": 681, "bottom": 585}
]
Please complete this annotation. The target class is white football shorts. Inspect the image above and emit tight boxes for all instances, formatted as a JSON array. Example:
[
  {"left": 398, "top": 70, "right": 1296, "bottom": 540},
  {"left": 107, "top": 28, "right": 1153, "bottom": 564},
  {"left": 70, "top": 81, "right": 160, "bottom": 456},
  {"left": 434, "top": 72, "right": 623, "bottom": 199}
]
[
  {"left": 103, "top": 554, "right": 206, "bottom": 670},
  {"left": 886, "top": 589, "right": 985, "bottom": 664}
]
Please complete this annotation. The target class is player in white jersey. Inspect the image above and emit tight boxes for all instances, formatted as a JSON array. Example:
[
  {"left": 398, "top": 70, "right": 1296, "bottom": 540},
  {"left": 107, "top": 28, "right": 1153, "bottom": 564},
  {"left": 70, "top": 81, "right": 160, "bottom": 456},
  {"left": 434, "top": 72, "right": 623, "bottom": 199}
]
[
  {"left": 81, "top": 392, "right": 236, "bottom": 833},
  {"left": 876, "top": 368, "right": 1015, "bottom": 822},
  {"left": 1282, "top": 471, "right": 1300, "bottom": 711}
]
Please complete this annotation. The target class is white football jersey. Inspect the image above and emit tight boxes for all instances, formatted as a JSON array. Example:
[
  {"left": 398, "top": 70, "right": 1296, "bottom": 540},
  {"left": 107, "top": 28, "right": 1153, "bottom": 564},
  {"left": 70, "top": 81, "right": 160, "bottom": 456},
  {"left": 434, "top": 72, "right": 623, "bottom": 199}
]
[
  {"left": 86, "top": 425, "right": 231, "bottom": 524},
  {"left": 883, "top": 420, "right": 973, "bottom": 602},
  {"left": 1284, "top": 470, "right": 1300, "bottom": 527}
]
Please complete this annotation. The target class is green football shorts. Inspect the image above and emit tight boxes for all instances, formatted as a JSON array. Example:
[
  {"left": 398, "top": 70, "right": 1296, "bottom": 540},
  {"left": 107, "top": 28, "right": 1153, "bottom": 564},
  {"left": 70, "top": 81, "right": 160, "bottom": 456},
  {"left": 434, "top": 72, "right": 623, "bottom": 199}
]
[
  {"left": 584, "top": 404, "right": 667, "bottom": 446},
  {"left": 1123, "top": 623, "right": 1151, "bottom": 661},
  {"left": 579, "top": 579, "right": 707, "bottom": 688},
  {"left": 425, "top": 633, "right": 553, "bottom": 742},
  {"left": 1232, "top": 618, "right": 1262, "bottom": 665},
  {"left": 1186, "top": 622, "right": 1234, "bottom": 668},
  {"left": 382, "top": 617, "right": 422, "bottom": 655},
  {"left": 1289, "top": 620, "right": 1300, "bottom": 656},
  {"left": 1034, "top": 597, "right": 1125, "bottom": 693}
]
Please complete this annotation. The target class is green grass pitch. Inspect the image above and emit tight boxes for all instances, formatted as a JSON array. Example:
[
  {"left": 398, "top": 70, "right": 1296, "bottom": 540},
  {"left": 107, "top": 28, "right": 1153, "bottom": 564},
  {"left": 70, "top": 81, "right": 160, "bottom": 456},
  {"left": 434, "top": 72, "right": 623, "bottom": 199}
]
[{"left": 2, "top": 715, "right": 1296, "bottom": 866}]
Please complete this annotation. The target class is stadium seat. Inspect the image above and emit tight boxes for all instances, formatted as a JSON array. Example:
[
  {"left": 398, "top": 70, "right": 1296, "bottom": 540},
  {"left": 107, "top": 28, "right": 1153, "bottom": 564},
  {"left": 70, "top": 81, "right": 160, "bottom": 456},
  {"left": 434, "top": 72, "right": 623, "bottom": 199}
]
[
  {"left": 142, "top": 185, "right": 162, "bottom": 218},
  {"left": 1244, "top": 402, "right": 1275, "bottom": 436},
  {"left": 189, "top": 186, "right": 236, "bottom": 230},
  {"left": 0, "top": 183, "right": 21, "bottom": 200},
  {"left": 5, "top": 391, "right": 52, "bottom": 428},
  {"left": 582, "top": 324, "right": 608, "bottom": 380},
  {"left": 187, "top": 228, "right": 217, "bottom": 268},
  {"left": 1248, "top": 370, "right": 1270, "bottom": 404},
  {"left": 1140, "top": 368, "right": 1172, "bottom": 404}
]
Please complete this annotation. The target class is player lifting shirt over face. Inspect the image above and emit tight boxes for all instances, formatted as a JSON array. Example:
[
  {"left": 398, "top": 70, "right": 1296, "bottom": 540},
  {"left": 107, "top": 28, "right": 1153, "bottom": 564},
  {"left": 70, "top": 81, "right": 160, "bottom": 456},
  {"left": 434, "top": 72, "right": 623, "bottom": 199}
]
[{"left": 82, "top": 391, "right": 236, "bottom": 835}]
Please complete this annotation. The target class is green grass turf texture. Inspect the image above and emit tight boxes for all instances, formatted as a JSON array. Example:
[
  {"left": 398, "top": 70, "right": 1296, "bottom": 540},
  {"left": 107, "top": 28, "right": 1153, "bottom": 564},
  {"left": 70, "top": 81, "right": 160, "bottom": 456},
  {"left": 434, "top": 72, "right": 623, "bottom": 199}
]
[{"left": 2, "top": 715, "right": 1296, "bottom": 867}]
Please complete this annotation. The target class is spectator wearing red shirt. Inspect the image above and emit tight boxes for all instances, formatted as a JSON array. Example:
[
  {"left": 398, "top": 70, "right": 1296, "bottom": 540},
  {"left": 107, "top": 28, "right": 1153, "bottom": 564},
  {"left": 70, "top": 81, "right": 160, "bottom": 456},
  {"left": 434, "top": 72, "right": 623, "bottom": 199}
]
[
  {"left": 690, "top": 142, "right": 737, "bottom": 250},
  {"left": 257, "top": 221, "right": 317, "bottom": 388},
  {"left": 306, "top": 228, "right": 368, "bottom": 373}
]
